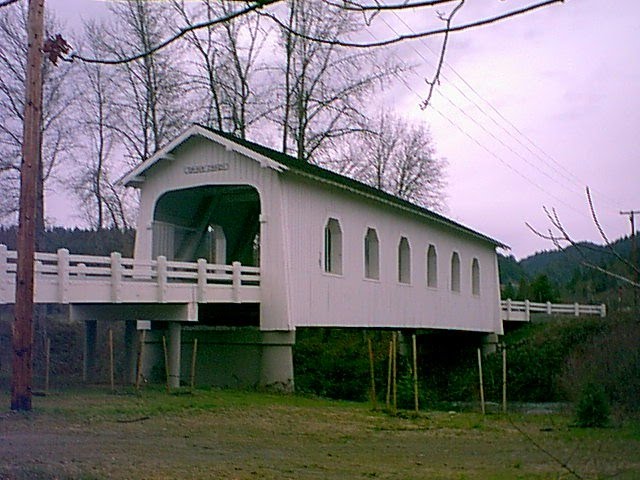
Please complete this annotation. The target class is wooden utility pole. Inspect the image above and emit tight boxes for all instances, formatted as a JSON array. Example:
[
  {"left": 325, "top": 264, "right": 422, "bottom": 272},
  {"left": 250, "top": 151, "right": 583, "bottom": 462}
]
[
  {"left": 620, "top": 210, "right": 640, "bottom": 314},
  {"left": 11, "top": 0, "right": 45, "bottom": 412}
]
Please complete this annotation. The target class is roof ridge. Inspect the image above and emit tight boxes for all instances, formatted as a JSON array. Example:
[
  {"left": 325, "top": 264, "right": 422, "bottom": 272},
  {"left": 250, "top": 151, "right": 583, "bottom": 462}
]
[{"left": 195, "top": 124, "right": 506, "bottom": 248}]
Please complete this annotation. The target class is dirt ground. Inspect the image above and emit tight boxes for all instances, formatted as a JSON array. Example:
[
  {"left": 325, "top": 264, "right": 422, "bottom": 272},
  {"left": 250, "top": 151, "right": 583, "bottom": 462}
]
[{"left": 0, "top": 388, "right": 638, "bottom": 480}]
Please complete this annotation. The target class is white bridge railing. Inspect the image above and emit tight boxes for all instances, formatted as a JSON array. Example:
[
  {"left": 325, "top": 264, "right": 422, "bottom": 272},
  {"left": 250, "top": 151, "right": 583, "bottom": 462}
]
[
  {"left": 501, "top": 299, "right": 606, "bottom": 322},
  {"left": 0, "top": 245, "right": 260, "bottom": 305}
]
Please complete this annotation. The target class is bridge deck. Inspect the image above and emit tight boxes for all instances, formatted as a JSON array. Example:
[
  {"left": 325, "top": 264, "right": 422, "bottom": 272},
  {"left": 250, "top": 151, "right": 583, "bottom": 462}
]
[
  {"left": 0, "top": 246, "right": 260, "bottom": 306},
  {"left": 1, "top": 246, "right": 606, "bottom": 324}
]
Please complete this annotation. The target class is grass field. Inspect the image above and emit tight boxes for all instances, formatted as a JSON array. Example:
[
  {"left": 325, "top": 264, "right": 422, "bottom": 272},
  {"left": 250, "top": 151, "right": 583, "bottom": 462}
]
[{"left": 0, "top": 387, "right": 638, "bottom": 479}]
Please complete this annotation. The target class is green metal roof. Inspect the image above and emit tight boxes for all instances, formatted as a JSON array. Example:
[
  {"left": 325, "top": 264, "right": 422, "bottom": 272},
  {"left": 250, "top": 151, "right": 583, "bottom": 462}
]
[{"left": 200, "top": 125, "right": 506, "bottom": 248}]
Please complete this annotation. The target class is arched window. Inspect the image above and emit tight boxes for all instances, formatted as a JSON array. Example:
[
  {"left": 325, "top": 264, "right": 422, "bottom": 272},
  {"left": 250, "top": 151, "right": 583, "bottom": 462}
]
[
  {"left": 398, "top": 237, "right": 411, "bottom": 284},
  {"left": 324, "top": 218, "right": 342, "bottom": 274},
  {"left": 472, "top": 258, "right": 480, "bottom": 296},
  {"left": 451, "top": 251, "right": 460, "bottom": 292},
  {"left": 364, "top": 228, "right": 380, "bottom": 280},
  {"left": 427, "top": 244, "right": 438, "bottom": 288}
]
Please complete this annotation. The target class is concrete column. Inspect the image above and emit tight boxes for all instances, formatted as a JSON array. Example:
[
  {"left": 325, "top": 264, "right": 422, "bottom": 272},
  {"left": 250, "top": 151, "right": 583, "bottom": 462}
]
[
  {"left": 260, "top": 331, "right": 295, "bottom": 392},
  {"left": 167, "top": 322, "right": 182, "bottom": 388},
  {"left": 83, "top": 320, "right": 97, "bottom": 383},
  {"left": 481, "top": 332, "right": 499, "bottom": 356},
  {"left": 397, "top": 331, "right": 410, "bottom": 358},
  {"left": 124, "top": 320, "right": 137, "bottom": 384}
]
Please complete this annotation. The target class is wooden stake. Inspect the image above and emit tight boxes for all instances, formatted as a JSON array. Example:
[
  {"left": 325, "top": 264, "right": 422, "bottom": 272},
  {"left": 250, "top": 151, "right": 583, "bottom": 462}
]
[
  {"left": 44, "top": 337, "right": 50, "bottom": 395},
  {"left": 502, "top": 343, "right": 507, "bottom": 414},
  {"left": 135, "top": 330, "right": 146, "bottom": 391},
  {"left": 392, "top": 332, "right": 397, "bottom": 413},
  {"left": 367, "top": 337, "right": 377, "bottom": 410},
  {"left": 12, "top": 0, "right": 45, "bottom": 412},
  {"left": 162, "top": 335, "right": 170, "bottom": 393},
  {"left": 386, "top": 339, "right": 393, "bottom": 410},
  {"left": 190, "top": 338, "right": 198, "bottom": 391},
  {"left": 477, "top": 348, "right": 485, "bottom": 415},
  {"left": 108, "top": 328, "right": 115, "bottom": 392},
  {"left": 412, "top": 334, "right": 419, "bottom": 413}
]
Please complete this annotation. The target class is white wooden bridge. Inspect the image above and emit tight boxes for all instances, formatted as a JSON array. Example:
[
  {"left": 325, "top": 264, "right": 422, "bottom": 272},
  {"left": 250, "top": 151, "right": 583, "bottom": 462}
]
[{"left": 0, "top": 245, "right": 260, "bottom": 308}]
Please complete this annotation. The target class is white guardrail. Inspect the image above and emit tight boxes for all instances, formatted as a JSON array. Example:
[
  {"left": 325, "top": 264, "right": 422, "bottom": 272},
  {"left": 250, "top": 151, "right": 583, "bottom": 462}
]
[
  {"left": 0, "top": 245, "right": 260, "bottom": 305},
  {"left": 501, "top": 298, "right": 606, "bottom": 322}
]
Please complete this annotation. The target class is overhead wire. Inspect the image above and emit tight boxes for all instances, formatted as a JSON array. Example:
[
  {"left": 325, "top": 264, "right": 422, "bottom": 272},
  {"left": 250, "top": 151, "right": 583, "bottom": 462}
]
[
  {"left": 382, "top": 6, "right": 627, "bottom": 212},
  {"left": 396, "top": 72, "right": 594, "bottom": 220},
  {"left": 360, "top": 9, "right": 596, "bottom": 221}
]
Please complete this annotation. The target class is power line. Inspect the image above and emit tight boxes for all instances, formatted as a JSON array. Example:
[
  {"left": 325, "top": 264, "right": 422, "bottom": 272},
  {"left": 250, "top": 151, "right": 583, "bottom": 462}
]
[
  {"left": 620, "top": 209, "right": 640, "bottom": 311},
  {"left": 378, "top": 14, "right": 591, "bottom": 199},
  {"left": 394, "top": 72, "right": 594, "bottom": 221},
  {"left": 385, "top": 7, "right": 627, "bottom": 212},
  {"left": 367, "top": 18, "right": 593, "bottom": 219}
]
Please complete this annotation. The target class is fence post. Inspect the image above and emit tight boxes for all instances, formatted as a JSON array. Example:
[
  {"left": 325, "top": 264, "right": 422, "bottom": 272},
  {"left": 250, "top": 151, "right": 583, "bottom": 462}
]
[
  {"left": 574, "top": 302, "right": 580, "bottom": 316},
  {"left": 77, "top": 263, "right": 87, "bottom": 279},
  {"left": 197, "top": 258, "right": 207, "bottom": 302},
  {"left": 546, "top": 301, "right": 552, "bottom": 315},
  {"left": 524, "top": 299, "right": 530, "bottom": 322},
  {"left": 477, "top": 348, "right": 485, "bottom": 415},
  {"left": 506, "top": 298, "right": 512, "bottom": 320},
  {"left": 111, "top": 252, "right": 122, "bottom": 303},
  {"left": 57, "top": 248, "right": 69, "bottom": 304},
  {"left": 232, "top": 261, "right": 241, "bottom": 303},
  {"left": 600, "top": 303, "right": 606, "bottom": 317},
  {"left": 502, "top": 343, "right": 507, "bottom": 414},
  {"left": 157, "top": 255, "right": 167, "bottom": 303}
]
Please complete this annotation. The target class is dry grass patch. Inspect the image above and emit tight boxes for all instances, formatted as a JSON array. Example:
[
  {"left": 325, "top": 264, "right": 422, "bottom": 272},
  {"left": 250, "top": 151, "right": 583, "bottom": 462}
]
[{"left": 0, "top": 387, "right": 638, "bottom": 479}]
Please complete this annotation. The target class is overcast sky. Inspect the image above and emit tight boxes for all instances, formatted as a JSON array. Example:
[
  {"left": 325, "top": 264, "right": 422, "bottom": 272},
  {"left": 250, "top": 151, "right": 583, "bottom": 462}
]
[{"left": 45, "top": 0, "right": 639, "bottom": 259}]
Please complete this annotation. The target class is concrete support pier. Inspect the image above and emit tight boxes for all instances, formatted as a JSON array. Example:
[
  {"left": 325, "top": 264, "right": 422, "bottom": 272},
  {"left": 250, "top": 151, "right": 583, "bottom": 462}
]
[
  {"left": 260, "top": 330, "right": 295, "bottom": 392},
  {"left": 167, "top": 322, "right": 182, "bottom": 388},
  {"left": 83, "top": 320, "right": 97, "bottom": 382},
  {"left": 124, "top": 321, "right": 137, "bottom": 384},
  {"left": 481, "top": 332, "right": 500, "bottom": 356}
]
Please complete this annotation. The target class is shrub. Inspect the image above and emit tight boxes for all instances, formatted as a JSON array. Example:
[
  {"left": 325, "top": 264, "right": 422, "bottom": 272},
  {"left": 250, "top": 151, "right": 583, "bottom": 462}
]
[
  {"left": 575, "top": 383, "right": 610, "bottom": 427},
  {"left": 561, "top": 317, "right": 640, "bottom": 414},
  {"left": 294, "top": 329, "right": 389, "bottom": 401}
]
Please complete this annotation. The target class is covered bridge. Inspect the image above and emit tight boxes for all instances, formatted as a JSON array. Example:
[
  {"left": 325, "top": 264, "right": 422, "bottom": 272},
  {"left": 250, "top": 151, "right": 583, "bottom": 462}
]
[{"left": 1, "top": 124, "right": 505, "bottom": 390}]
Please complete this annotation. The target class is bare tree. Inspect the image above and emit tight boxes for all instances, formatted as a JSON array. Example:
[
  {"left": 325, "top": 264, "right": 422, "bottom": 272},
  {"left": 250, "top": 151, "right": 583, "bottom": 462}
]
[
  {"left": 172, "top": 0, "right": 270, "bottom": 138},
  {"left": 71, "top": 40, "right": 133, "bottom": 231},
  {"left": 327, "top": 110, "right": 447, "bottom": 210},
  {"left": 274, "top": 0, "right": 403, "bottom": 161},
  {"left": 0, "top": 3, "right": 75, "bottom": 234},
  {"left": 86, "top": 0, "right": 191, "bottom": 166}
]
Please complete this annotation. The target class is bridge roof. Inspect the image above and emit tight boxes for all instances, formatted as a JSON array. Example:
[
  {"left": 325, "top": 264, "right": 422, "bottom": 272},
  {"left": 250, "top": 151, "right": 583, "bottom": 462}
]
[{"left": 121, "top": 124, "right": 507, "bottom": 249}]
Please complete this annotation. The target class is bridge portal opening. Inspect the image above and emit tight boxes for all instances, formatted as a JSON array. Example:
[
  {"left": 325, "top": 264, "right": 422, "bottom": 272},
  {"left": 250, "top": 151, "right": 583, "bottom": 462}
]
[{"left": 152, "top": 185, "right": 261, "bottom": 266}]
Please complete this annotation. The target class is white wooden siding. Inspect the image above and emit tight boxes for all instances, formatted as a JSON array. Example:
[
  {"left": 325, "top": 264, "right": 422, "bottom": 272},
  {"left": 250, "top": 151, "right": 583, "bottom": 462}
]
[
  {"left": 131, "top": 135, "right": 502, "bottom": 334},
  {"left": 133, "top": 138, "right": 292, "bottom": 330},
  {"left": 281, "top": 174, "right": 502, "bottom": 334}
]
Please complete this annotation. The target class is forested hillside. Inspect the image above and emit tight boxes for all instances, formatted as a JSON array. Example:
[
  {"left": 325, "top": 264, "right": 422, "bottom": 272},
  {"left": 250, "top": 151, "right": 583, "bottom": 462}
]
[
  {"left": 0, "top": 227, "right": 135, "bottom": 257},
  {"left": 499, "top": 234, "right": 637, "bottom": 308}
]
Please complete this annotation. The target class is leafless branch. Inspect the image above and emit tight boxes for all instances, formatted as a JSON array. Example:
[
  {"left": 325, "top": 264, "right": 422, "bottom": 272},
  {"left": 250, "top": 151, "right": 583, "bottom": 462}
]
[
  {"left": 581, "top": 261, "right": 640, "bottom": 289},
  {"left": 70, "top": 0, "right": 280, "bottom": 65},
  {"left": 529, "top": 202, "right": 640, "bottom": 290},
  {"left": 586, "top": 187, "right": 640, "bottom": 275},
  {"left": 420, "top": 0, "right": 464, "bottom": 109},
  {"left": 264, "top": 0, "right": 564, "bottom": 49},
  {"left": 325, "top": 0, "right": 457, "bottom": 12},
  {"left": 0, "top": 0, "right": 20, "bottom": 8}
]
